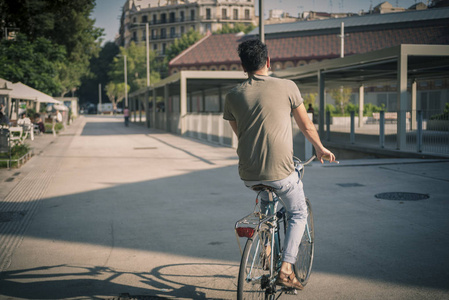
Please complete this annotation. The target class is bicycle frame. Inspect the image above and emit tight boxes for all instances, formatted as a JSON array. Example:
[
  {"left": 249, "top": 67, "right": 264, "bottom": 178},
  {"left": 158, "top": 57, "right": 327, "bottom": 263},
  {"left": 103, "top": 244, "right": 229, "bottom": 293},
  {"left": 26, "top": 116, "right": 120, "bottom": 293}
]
[{"left": 236, "top": 155, "right": 317, "bottom": 298}]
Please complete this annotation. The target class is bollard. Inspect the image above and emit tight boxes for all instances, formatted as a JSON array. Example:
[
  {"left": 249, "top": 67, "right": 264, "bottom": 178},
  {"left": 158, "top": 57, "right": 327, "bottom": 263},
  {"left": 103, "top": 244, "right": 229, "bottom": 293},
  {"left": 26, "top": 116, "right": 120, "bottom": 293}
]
[
  {"left": 379, "top": 111, "right": 385, "bottom": 148},
  {"left": 350, "top": 111, "right": 355, "bottom": 144},
  {"left": 417, "top": 110, "right": 423, "bottom": 153},
  {"left": 326, "top": 111, "right": 331, "bottom": 141}
]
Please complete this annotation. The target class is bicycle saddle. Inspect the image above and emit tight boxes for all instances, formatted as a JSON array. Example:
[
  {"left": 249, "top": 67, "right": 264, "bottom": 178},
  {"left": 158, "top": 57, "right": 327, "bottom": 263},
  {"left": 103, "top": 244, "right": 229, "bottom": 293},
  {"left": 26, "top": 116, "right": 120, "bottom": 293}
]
[{"left": 251, "top": 184, "right": 275, "bottom": 192}]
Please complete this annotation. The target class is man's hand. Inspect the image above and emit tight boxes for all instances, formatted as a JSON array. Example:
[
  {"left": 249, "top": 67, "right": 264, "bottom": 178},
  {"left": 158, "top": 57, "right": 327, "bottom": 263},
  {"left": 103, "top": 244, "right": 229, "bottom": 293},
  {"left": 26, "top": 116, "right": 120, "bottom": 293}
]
[{"left": 315, "top": 147, "right": 337, "bottom": 164}]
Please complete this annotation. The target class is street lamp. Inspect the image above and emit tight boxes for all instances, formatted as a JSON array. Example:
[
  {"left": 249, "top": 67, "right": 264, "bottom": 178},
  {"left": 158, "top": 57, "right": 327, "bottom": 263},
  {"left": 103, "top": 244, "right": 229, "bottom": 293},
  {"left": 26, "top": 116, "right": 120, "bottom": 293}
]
[
  {"left": 133, "top": 22, "right": 150, "bottom": 87},
  {"left": 117, "top": 54, "right": 128, "bottom": 107},
  {"left": 124, "top": 54, "right": 128, "bottom": 107}
]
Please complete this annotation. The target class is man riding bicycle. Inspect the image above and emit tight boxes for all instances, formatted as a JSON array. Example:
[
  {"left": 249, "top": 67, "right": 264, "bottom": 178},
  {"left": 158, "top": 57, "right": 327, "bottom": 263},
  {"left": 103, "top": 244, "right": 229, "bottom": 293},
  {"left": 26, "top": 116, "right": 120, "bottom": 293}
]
[{"left": 224, "top": 39, "right": 335, "bottom": 290}]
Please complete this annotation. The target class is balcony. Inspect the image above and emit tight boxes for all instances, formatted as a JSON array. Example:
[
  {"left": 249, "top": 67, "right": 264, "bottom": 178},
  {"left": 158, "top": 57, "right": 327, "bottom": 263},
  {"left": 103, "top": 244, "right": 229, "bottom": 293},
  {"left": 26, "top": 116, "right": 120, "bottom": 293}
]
[{"left": 151, "top": 34, "right": 182, "bottom": 41}]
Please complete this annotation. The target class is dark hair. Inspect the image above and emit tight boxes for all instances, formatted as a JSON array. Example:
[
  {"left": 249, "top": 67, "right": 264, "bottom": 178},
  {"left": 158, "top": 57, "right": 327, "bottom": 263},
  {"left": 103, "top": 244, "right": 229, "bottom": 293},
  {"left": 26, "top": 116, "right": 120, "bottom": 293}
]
[{"left": 237, "top": 39, "right": 268, "bottom": 73}]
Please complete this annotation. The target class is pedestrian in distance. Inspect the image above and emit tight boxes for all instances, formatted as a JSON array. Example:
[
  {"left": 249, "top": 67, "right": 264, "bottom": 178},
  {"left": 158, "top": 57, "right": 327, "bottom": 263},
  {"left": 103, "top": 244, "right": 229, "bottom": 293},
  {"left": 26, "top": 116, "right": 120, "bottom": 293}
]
[{"left": 123, "top": 106, "right": 130, "bottom": 127}]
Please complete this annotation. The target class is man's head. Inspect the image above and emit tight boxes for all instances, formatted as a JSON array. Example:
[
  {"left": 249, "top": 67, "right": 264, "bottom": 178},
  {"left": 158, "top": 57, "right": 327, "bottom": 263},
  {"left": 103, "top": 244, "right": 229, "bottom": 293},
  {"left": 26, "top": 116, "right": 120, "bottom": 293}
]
[{"left": 237, "top": 39, "right": 268, "bottom": 73}]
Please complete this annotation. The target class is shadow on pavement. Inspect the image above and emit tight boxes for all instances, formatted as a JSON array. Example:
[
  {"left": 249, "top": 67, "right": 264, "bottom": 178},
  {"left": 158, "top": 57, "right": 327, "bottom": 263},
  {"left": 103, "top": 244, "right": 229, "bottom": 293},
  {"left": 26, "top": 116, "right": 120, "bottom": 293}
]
[{"left": 0, "top": 262, "right": 234, "bottom": 299}]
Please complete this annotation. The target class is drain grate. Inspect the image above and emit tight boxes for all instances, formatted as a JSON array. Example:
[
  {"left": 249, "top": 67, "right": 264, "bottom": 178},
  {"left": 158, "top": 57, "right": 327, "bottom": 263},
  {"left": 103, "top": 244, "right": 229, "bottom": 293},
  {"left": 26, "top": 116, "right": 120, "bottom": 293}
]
[
  {"left": 133, "top": 147, "right": 157, "bottom": 150},
  {"left": 375, "top": 192, "right": 429, "bottom": 201},
  {"left": 0, "top": 211, "right": 27, "bottom": 223}
]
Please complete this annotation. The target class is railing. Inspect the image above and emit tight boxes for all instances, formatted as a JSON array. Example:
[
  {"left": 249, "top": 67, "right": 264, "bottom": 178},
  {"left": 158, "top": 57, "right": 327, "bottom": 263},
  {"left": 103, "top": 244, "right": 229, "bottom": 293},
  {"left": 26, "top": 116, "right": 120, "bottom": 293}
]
[
  {"left": 322, "top": 109, "right": 449, "bottom": 156},
  {"left": 151, "top": 34, "right": 181, "bottom": 40}
]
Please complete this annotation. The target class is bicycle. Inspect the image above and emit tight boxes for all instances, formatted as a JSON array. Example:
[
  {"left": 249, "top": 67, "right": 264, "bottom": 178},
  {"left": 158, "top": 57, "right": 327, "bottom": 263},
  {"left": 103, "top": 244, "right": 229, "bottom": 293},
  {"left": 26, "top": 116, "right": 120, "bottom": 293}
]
[{"left": 235, "top": 155, "right": 316, "bottom": 300}]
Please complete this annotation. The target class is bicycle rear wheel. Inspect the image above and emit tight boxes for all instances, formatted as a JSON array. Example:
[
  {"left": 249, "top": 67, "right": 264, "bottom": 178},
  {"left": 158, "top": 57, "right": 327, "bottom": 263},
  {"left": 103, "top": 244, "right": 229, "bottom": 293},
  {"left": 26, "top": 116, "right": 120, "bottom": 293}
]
[
  {"left": 294, "top": 197, "right": 314, "bottom": 286},
  {"left": 237, "top": 231, "right": 273, "bottom": 300}
]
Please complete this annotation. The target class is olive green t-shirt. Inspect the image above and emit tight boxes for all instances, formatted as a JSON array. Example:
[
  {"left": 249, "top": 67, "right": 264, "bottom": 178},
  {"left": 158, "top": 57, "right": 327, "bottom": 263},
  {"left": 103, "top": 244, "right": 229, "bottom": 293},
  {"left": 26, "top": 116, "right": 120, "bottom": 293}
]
[{"left": 223, "top": 74, "right": 303, "bottom": 181}]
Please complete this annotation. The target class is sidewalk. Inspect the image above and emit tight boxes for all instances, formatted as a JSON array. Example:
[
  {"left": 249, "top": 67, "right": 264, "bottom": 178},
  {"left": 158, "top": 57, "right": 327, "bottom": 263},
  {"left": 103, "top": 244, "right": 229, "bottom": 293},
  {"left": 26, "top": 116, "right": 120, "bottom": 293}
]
[{"left": 0, "top": 115, "right": 448, "bottom": 300}]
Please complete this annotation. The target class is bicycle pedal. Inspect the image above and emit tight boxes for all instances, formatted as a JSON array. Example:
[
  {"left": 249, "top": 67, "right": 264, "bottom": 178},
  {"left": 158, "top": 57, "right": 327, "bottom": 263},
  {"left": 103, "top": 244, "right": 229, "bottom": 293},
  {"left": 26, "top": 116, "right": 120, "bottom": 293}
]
[{"left": 282, "top": 288, "right": 298, "bottom": 295}]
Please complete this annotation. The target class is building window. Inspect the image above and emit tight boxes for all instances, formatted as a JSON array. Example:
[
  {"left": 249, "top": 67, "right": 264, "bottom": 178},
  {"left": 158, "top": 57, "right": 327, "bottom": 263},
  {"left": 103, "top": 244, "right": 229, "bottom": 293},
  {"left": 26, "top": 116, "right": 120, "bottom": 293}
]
[
  {"left": 132, "top": 31, "right": 137, "bottom": 41},
  {"left": 169, "top": 12, "right": 175, "bottom": 23},
  {"left": 233, "top": 9, "right": 238, "bottom": 20},
  {"left": 170, "top": 27, "right": 175, "bottom": 38},
  {"left": 206, "top": 23, "right": 211, "bottom": 32},
  {"left": 153, "top": 44, "right": 158, "bottom": 51},
  {"left": 142, "top": 15, "right": 148, "bottom": 23},
  {"left": 153, "top": 14, "right": 157, "bottom": 24},
  {"left": 161, "top": 13, "right": 167, "bottom": 23},
  {"left": 161, "top": 28, "right": 166, "bottom": 39},
  {"left": 151, "top": 29, "right": 157, "bottom": 39},
  {"left": 245, "top": 9, "right": 250, "bottom": 19},
  {"left": 180, "top": 11, "right": 185, "bottom": 22},
  {"left": 133, "top": 17, "right": 136, "bottom": 23},
  {"left": 191, "top": 9, "right": 195, "bottom": 21},
  {"left": 180, "top": 26, "right": 185, "bottom": 35},
  {"left": 222, "top": 8, "right": 227, "bottom": 19},
  {"left": 162, "top": 43, "right": 166, "bottom": 54},
  {"left": 206, "top": 8, "right": 211, "bottom": 20}
]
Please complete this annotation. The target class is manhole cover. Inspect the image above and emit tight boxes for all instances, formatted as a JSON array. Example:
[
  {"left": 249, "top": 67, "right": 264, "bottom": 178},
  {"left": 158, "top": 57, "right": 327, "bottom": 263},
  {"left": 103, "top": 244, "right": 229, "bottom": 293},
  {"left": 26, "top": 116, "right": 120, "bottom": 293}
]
[{"left": 375, "top": 192, "right": 429, "bottom": 201}]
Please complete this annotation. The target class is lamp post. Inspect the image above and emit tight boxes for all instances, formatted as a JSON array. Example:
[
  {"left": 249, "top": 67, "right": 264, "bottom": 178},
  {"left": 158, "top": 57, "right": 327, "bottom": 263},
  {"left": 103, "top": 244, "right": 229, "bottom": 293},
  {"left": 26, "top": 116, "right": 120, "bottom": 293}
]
[
  {"left": 124, "top": 54, "right": 128, "bottom": 107},
  {"left": 133, "top": 22, "right": 150, "bottom": 87}
]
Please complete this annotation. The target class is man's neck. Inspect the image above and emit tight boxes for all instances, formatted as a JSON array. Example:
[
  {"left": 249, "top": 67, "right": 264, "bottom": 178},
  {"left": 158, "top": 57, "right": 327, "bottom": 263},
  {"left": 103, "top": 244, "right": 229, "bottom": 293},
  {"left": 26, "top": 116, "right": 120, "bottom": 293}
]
[{"left": 248, "top": 67, "right": 269, "bottom": 77}]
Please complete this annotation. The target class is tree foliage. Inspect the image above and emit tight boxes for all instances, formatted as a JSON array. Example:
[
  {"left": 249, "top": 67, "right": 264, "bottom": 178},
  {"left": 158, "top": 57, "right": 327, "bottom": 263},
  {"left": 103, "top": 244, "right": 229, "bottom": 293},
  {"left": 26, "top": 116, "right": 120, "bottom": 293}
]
[
  {"left": 330, "top": 87, "right": 353, "bottom": 114},
  {"left": 214, "top": 23, "right": 256, "bottom": 35},
  {"left": 0, "top": 34, "right": 66, "bottom": 95},
  {"left": 109, "top": 42, "right": 160, "bottom": 93},
  {"left": 105, "top": 82, "right": 129, "bottom": 109},
  {"left": 78, "top": 41, "right": 119, "bottom": 105},
  {"left": 165, "top": 29, "right": 204, "bottom": 63},
  {"left": 0, "top": 0, "right": 102, "bottom": 95}
]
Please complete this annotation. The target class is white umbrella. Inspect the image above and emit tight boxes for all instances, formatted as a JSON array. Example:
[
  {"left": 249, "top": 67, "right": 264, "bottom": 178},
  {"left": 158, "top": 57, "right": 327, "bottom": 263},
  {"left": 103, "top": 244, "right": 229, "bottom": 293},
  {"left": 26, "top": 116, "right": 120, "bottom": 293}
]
[{"left": 10, "top": 82, "right": 60, "bottom": 104}]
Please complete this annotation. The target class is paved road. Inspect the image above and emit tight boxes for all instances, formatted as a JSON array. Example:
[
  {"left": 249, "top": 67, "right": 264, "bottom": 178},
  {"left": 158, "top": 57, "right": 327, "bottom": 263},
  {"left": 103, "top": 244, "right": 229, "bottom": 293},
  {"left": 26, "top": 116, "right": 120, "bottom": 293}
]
[{"left": 0, "top": 115, "right": 448, "bottom": 300}]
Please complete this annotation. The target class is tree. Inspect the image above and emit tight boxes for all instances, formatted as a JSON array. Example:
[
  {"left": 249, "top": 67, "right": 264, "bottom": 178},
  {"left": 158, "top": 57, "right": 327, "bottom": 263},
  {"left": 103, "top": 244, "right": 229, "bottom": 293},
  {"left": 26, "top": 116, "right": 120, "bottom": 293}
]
[
  {"left": 109, "top": 43, "right": 160, "bottom": 93},
  {"left": 165, "top": 29, "right": 204, "bottom": 62},
  {"left": 302, "top": 93, "right": 317, "bottom": 109},
  {"left": 105, "top": 82, "right": 129, "bottom": 109},
  {"left": 0, "top": 34, "right": 66, "bottom": 95},
  {"left": 78, "top": 41, "right": 119, "bottom": 105},
  {"left": 330, "top": 87, "right": 352, "bottom": 114},
  {"left": 214, "top": 23, "right": 256, "bottom": 35},
  {"left": 0, "top": 0, "right": 103, "bottom": 95}
]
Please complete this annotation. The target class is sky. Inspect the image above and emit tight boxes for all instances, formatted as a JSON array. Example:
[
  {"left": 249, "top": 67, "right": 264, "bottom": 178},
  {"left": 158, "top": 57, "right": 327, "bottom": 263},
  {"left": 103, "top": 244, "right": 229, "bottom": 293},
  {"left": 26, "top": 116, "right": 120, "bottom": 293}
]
[{"left": 92, "top": 0, "right": 422, "bottom": 44}]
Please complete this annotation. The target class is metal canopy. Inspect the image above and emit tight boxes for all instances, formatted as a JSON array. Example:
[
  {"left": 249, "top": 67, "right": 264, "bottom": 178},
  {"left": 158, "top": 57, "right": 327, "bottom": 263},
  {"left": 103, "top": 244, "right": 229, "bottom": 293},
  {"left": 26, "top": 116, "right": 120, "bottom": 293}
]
[
  {"left": 274, "top": 44, "right": 449, "bottom": 89},
  {"left": 128, "top": 45, "right": 449, "bottom": 150},
  {"left": 274, "top": 44, "right": 449, "bottom": 149}
]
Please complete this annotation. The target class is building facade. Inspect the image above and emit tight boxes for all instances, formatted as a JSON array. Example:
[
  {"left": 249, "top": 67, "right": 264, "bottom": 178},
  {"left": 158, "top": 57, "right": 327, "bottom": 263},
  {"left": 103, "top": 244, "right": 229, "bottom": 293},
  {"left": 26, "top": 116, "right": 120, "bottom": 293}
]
[{"left": 118, "top": 0, "right": 255, "bottom": 55}]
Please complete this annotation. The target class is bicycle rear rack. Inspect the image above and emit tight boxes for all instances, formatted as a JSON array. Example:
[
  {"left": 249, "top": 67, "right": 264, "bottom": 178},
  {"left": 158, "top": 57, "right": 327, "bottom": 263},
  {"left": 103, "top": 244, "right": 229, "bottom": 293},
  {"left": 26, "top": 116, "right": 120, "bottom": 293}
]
[{"left": 235, "top": 212, "right": 265, "bottom": 255}]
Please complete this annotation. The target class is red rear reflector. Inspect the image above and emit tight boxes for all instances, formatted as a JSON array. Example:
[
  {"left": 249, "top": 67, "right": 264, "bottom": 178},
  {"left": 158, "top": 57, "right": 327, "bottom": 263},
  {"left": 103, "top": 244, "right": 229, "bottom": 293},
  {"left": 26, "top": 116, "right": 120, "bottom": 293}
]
[{"left": 236, "top": 227, "right": 255, "bottom": 238}]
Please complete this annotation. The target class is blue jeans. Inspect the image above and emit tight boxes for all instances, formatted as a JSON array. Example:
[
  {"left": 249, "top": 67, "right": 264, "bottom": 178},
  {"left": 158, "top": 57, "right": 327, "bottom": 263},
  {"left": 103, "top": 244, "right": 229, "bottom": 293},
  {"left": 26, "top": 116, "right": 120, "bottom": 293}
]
[{"left": 244, "top": 168, "right": 308, "bottom": 265}]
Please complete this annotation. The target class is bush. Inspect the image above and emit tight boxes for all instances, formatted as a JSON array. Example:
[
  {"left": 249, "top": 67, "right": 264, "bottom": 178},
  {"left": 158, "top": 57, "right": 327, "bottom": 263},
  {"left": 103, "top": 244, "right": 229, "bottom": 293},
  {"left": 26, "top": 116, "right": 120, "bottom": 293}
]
[
  {"left": 11, "top": 143, "right": 30, "bottom": 159},
  {"left": 430, "top": 103, "right": 449, "bottom": 120},
  {"left": 345, "top": 103, "right": 358, "bottom": 114},
  {"left": 325, "top": 104, "right": 336, "bottom": 115},
  {"left": 45, "top": 122, "right": 63, "bottom": 133}
]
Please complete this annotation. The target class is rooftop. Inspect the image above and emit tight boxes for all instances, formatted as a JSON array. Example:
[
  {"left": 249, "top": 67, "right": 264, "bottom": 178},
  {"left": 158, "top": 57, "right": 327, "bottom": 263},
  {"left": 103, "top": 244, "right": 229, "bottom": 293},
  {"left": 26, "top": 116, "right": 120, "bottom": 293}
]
[{"left": 248, "top": 7, "right": 449, "bottom": 36}]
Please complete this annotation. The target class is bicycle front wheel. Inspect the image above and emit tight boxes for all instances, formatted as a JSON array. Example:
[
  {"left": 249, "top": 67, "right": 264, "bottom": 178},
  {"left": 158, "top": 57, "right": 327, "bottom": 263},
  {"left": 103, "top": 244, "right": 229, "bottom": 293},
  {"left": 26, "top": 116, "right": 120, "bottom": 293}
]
[
  {"left": 294, "top": 197, "right": 314, "bottom": 286},
  {"left": 237, "top": 231, "right": 273, "bottom": 300}
]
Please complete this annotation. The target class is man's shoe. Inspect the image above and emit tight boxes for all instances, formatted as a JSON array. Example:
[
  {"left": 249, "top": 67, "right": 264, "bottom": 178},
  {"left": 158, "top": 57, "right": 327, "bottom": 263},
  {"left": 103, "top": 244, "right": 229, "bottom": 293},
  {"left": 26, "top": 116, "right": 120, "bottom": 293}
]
[{"left": 275, "top": 271, "right": 304, "bottom": 290}]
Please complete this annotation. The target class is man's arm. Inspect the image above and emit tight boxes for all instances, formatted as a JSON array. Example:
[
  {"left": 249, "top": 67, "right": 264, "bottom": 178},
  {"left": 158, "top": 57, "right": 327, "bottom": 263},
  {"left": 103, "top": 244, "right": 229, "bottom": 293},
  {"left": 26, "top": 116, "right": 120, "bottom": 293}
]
[
  {"left": 292, "top": 104, "right": 336, "bottom": 163},
  {"left": 229, "top": 120, "right": 238, "bottom": 136}
]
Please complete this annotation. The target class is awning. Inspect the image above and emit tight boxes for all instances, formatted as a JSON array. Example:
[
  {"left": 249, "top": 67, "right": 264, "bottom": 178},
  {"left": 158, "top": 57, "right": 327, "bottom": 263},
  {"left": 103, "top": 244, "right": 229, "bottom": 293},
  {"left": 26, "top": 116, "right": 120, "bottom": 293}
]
[{"left": 9, "top": 82, "right": 61, "bottom": 104}]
